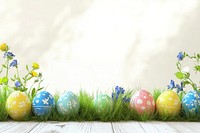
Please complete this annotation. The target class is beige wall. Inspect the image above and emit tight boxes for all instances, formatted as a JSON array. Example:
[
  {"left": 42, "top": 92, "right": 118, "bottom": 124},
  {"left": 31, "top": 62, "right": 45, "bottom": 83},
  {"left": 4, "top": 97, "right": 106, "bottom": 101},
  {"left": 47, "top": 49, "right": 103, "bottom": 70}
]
[{"left": 0, "top": 0, "right": 200, "bottom": 94}]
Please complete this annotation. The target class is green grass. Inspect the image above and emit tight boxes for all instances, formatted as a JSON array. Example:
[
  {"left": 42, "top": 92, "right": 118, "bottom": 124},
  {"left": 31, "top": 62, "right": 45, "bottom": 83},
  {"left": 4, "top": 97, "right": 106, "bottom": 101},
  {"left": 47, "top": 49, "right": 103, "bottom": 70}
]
[{"left": 1, "top": 88, "right": 200, "bottom": 121}]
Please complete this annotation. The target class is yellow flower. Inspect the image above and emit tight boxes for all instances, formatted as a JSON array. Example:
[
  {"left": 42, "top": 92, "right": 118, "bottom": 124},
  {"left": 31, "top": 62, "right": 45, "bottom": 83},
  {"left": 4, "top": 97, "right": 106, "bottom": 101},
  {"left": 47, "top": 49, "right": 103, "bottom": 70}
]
[
  {"left": 31, "top": 71, "right": 38, "bottom": 77},
  {"left": 32, "top": 62, "right": 39, "bottom": 69},
  {"left": 0, "top": 43, "right": 8, "bottom": 51}
]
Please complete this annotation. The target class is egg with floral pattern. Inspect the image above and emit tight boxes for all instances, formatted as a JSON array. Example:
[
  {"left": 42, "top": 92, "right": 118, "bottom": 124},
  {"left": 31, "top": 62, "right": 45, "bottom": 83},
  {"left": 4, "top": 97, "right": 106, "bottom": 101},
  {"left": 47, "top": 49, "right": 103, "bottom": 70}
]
[
  {"left": 182, "top": 90, "right": 200, "bottom": 114},
  {"left": 93, "top": 94, "right": 113, "bottom": 113},
  {"left": 156, "top": 90, "right": 181, "bottom": 116},
  {"left": 32, "top": 91, "right": 55, "bottom": 116},
  {"left": 130, "top": 89, "right": 155, "bottom": 115},
  {"left": 56, "top": 91, "right": 80, "bottom": 115},
  {"left": 6, "top": 91, "right": 31, "bottom": 120}
]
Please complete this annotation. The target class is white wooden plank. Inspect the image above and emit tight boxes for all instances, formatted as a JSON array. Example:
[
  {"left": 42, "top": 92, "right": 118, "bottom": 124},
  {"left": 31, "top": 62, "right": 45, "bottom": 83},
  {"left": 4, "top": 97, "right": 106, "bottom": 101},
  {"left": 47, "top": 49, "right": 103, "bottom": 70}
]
[
  {"left": 112, "top": 122, "right": 145, "bottom": 133},
  {"left": 30, "top": 122, "right": 113, "bottom": 133},
  {"left": 29, "top": 122, "right": 63, "bottom": 133},
  {"left": 139, "top": 122, "right": 160, "bottom": 133},
  {"left": 0, "top": 122, "right": 13, "bottom": 128},
  {"left": 150, "top": 121, "right": 178, "bottom": 133},
  {"left": 0, "top": 122, "right": 39, "bottom": 133},
  {"left": 167, "top": 122, "right": 200, "bottom": 133}
]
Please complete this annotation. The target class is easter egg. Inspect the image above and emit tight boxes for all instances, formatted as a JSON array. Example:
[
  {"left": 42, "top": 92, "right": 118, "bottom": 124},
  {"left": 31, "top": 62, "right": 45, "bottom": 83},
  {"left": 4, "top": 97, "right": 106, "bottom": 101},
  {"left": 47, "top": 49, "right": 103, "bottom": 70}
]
[
  {"left": 156, "top": 90, "right": 181, "bottom": 116},
  {"left": 130, "top": 89, "right": 155, "bottom": 115},
  {"left": 93, "top": 94, "right": 113, "bottom": 113},
  {"left": 56, "top": 91, "right": 80, "bottom": 115},
  {"left": 6, "top": 91, "right": 31, "bottom": 120},
  {"left": 182, "top": 90, "right": 200, "bottom": 114},
  {"left": 32, "top": 91, "right": 55, "bottom": 116}
]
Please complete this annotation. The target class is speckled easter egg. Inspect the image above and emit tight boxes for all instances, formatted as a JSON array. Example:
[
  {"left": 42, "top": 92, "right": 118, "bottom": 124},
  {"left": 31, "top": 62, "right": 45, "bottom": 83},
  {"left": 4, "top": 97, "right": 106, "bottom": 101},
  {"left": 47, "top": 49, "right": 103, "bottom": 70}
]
[
  {"left": 156, "top": 90, "right": 181, "bottom": 116},
  {"left": 93, "top": 94, "right": 113, "bottom": 113},
  {"left": 56, "top": 91, "right": 80, "bottom": 115},
  {"left": 32, "top": 91, "right": 55, "bottom": 116},
  {"left": 6, "top": 91, "right": 31, "bottom": 120},
  {"left": 182, "top": 90, "right": 200, "bottom": 114},
  {"left": 130, "top": 89, "right": 155, "bottom": 115}
]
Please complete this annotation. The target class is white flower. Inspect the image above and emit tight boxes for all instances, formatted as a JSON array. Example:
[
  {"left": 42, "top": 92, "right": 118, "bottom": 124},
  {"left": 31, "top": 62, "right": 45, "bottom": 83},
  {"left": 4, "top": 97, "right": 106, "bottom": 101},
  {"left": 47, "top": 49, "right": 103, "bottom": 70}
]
[{"left": 182, "top": 66, "right": 190, "bottom": 73}]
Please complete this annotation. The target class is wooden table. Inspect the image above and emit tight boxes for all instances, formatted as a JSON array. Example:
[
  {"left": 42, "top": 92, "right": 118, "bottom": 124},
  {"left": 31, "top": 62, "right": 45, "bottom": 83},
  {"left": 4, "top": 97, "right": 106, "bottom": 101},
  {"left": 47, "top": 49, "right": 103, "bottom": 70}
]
[{"left": 0, "top": 121, "right": 199, "bottom": 133}]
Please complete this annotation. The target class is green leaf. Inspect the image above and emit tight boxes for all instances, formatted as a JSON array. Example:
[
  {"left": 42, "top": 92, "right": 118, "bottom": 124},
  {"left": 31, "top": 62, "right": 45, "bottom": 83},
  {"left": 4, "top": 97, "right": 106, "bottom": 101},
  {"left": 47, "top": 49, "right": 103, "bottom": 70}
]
[
  {"left": 0, "top": 77, "right": 2, "bottom": 85},
  {"left": 2, "top": 64, "right": 7, "bottom": 68},
  {"left": 31, "top": 88, "right": 36, "bottom": 98},
  {"left": 26, "top": 65, "right": 29, "bottom": 71},
  {"left": 194, "top": 65, "right": 200, "bottom": 72},
  {"left": 10, "top": 78, "right": 15, "bottom": 81},
  {"left": 34, "top": 79, "right": 39, "bottom": 83},
  {"left": 2, "top": 77, "right": 8, "bottom": 85},
  {"left": 175, "top": 72, "right": 184, "bottom": 79},
  {"left": 184, "top": 73, "right": 190, "bottom": 79},
  {"left": 183, "top": 80, "right": 190, "bottom": 85},
  {"left": 21, "top": 87, "right": 28, "bottom": 92},
  {"left": 38, "top": 87, "right": 44, "bottom": 91},
  {"left": 197, "top": 54, "right": 200, "bottom": 59}
]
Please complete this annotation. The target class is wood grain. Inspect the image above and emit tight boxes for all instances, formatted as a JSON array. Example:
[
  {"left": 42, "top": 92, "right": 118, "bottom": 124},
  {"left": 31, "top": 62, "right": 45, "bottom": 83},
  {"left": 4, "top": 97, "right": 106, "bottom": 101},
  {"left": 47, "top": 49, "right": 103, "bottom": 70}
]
[
  {"left": 0, "top": 121, "right": 200, "bottom": 133},
  {"left": 29, "top": 121, "right": 113, "bottom": 133},
  {"left": 0, "top": 122, "right": 39, "bottom": 133},
  {"left": 112, "top": 121, "right": 145, "bottom": 133}
]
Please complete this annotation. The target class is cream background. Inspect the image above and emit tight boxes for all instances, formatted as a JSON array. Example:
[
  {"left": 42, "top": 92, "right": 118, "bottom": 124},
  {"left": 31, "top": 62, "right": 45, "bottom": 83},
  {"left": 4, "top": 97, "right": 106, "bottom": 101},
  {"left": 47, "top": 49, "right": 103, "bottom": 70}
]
[{"left": 0, "top": 0, "right": 200, "bottom": 94}]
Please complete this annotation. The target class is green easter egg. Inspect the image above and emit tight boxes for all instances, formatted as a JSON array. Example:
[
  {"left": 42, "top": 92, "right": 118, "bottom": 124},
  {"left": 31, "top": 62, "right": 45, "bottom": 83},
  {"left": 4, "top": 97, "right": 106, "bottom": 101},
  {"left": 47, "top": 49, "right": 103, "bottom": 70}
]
[{"left": 93, "top": 94, "right": 113, "bottom": 113}]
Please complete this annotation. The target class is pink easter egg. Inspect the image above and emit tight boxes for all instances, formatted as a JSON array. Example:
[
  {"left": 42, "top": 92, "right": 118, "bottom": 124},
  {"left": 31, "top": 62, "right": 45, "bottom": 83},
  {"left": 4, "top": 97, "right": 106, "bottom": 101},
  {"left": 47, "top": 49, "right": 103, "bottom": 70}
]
[{"left": 130, "top": 89, "right": 155, "bottom": 115}]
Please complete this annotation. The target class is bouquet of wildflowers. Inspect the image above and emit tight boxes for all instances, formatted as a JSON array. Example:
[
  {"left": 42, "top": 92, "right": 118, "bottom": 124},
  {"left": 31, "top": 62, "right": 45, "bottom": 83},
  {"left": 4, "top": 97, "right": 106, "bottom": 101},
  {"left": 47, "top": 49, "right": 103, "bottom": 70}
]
[
  {"left": 0, "top": 43, "right": 44, "bottom": 99},
  {"left": 168, "top": 52, "right": 200, "bottom": 93}
]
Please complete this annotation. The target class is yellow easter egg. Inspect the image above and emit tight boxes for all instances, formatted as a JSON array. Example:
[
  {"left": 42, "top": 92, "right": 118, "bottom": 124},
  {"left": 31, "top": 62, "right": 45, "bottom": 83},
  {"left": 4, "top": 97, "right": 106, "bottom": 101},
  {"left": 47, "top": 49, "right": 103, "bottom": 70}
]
[
  {"left": 156, "top": 90, "right": 181, "bottom": 116},
  {"left": 6, "top": 91, "right": 31, "bottom": 120}
]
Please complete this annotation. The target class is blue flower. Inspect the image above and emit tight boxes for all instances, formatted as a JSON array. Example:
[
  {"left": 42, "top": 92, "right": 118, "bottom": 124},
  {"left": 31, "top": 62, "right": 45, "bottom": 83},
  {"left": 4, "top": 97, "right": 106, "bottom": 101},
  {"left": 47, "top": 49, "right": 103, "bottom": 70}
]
[
  {"left": 112, "top": 93, "right": 119, "bottom": 100},
  {"left": 177, "top": 52, "right": 184, "bottom": 61},
  {"left": 112, "top": 86, "right": 130, "bottom": 103},
  {"left": 3, "top": 52, "right": 15, "bottom": 59},
  {"left": 122, "top": 96, "right": 130, "bottom": 103},
  {"left": 115, "top": 86, "right": 125, "bottom": 94},
  {"left": 176, "top": 82, "right": 184, "bottom": 93},
  {"left": 167, "top": 80, "right": 175, "bottom": 89},
  {"left": 15, "top": 81, "right": 21, "bottom": 88},
  {"left": 10, "top": 59, "right": 18, "bottom": 67}
]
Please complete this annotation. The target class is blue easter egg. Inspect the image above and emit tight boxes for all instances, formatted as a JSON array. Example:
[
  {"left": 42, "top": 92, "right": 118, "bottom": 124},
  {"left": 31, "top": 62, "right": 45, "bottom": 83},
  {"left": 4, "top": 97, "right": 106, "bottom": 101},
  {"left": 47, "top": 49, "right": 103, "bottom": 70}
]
[
  {"left": 32, "top": 91, "right": 55, "bottom": 116},
  {"left": 93, "top": 94, "right": 113, "bottom": 113},
  {"left": 182, "top": 90, "right": 200, "bottom": 114},
  {"left": 56, "top": 91, "right": 80, "bottom": 115}
]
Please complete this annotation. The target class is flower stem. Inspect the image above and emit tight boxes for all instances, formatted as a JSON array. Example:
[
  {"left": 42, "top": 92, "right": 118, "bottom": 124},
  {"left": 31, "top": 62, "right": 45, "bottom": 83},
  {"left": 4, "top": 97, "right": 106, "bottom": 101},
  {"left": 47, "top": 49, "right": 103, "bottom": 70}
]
[{"left": 6, "top": 59, "right": 9, "bottom": 77}]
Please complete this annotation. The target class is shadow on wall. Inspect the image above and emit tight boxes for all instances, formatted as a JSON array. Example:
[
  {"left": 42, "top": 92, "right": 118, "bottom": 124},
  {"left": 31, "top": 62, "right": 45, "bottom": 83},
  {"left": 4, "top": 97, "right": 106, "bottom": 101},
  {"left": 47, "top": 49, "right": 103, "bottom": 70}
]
[
  {"left": 10, "top": 0, "right": 93, "bottom": 62},
  {"left": 127, "top": 1, "right": 200, "bottom": 90}
]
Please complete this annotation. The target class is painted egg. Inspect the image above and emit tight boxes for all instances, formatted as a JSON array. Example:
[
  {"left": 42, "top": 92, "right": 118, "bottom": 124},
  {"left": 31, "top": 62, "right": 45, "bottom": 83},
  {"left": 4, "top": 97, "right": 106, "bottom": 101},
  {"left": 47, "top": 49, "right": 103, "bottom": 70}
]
[
  {"left": 6, "top": 91, "right": 31, "bottom": 120},
  {"left": 93, "top": 94, "right": 113, "bottom": 113},
  {"left": 32, "top": 91, "right": 55, "bottom": 116},
  {"left": 156, "top": 90, "right": 181, "bottom": 116},
  {"left": 182, "top": 90, "right": 200, "bottom": 114},
  {"left": 130, "top": 89, "right": 155, "bottom": 115},
  {"left": 56, "top": 91, "right": 80, "bottom": 115}
]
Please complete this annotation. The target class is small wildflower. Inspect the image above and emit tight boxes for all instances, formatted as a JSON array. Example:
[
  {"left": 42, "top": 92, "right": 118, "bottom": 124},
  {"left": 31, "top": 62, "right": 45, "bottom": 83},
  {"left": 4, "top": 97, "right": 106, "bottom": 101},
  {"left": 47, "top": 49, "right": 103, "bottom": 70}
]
[
  {"left": 32, "top": 62, "right": 39, "bottom": 69},
  {"left": 122, "top": 96, "right": 130, "bottom": 103},
  {"left": 112, "top": 86, "right": 130, "bottom": 102},
  {"left": 167, "top": 80, "right": 175, "bottom": 89},
  {"left": 0, "top": 43, "right": 8, "bottom": 51},
  {"left": 182, "top": 66, "right": 190, "bottom": 73},
  {"left": 10, "top": 59, "right": 18, "bottom": 67},
  {"left": 3, "top": 52, "right": 15, "bottom": 59},
  {"left": 115, "top": 86, "right": 125, "bottom": 94},
  {"left": 176, "top": 82, "right": 184, "bottom": 93},
  {"left": 177, "top": 52, "right": 184, "bottom": 61},
  {"left": 31, "top": 71, "right": 38, "bottom": 77},
  {"left": 15, "top": 81, "right": 21, "bottom": 88}
]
